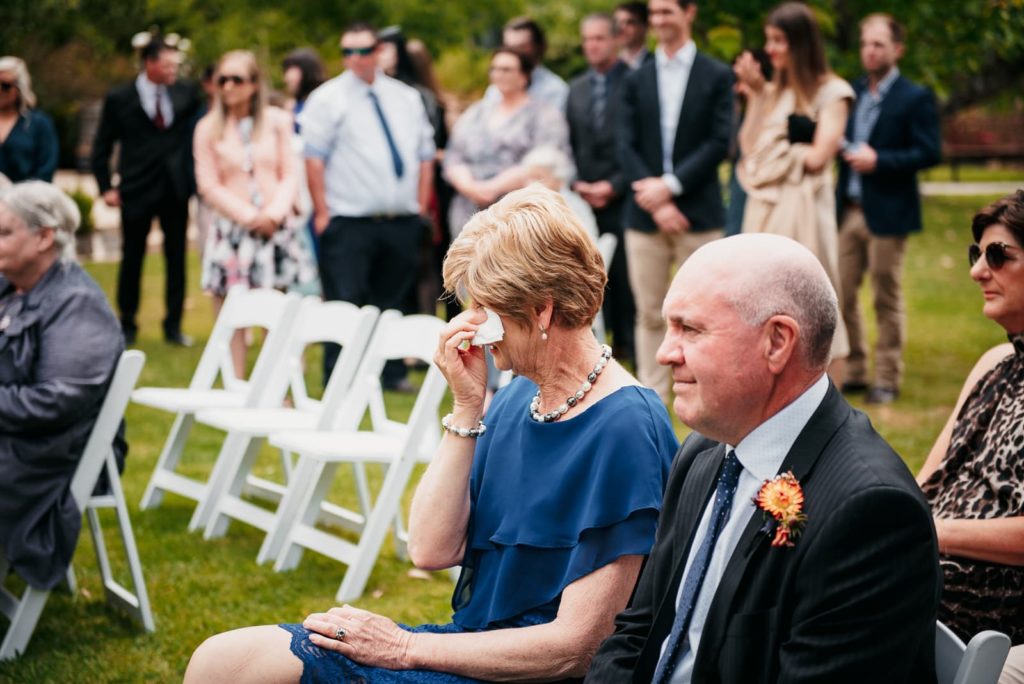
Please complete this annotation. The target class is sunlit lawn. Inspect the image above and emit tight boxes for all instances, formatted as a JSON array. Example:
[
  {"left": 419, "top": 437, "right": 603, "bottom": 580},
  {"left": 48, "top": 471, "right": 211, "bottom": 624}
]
[{"left": 0, "top": 192, "right": 1018, "bottom": 682}]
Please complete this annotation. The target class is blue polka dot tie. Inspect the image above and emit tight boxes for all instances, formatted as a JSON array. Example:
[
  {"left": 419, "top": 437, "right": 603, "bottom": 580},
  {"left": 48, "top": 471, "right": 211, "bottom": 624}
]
[
  {"left": 368, "top": 90, "right": 404, "bottom": 178},
  {"left": 652, "top": 451, "right": 744, "bottom": 684}
]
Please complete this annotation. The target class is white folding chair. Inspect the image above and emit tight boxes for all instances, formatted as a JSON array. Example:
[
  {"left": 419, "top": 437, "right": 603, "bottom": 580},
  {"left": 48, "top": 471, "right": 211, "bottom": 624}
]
[
  {"left": 265, "top": 312, "right": 448, "bottom": 602},
  {"left": 1, "top": 351, "right": 152, "bottom": 661},
  {"left": 135, "top": 287, "right": 302, "bottom": 519},
  {"left": 192, "top": 299, "right": 380, "bottom": 551},
  {"left": 935, "top": 620, "right": 1011, "bottom": 684}
]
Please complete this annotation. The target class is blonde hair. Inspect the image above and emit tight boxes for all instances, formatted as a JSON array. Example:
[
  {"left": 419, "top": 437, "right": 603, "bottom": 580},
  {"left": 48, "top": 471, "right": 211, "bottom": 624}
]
[
  {"left": 208, "top": 50, "right": 266, "bottom": 140},
  {"left": 0, "top": 56, "right": 36, "bottom": 114},
  {"left": 443, "top": 184, "right": 606, "bottom": 330}
]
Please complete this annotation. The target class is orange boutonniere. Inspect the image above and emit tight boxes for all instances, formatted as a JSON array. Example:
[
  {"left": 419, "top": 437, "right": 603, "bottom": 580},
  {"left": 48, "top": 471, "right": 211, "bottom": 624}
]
[{"left": 754, "top": 471, "right": 807, "bottom": 548}]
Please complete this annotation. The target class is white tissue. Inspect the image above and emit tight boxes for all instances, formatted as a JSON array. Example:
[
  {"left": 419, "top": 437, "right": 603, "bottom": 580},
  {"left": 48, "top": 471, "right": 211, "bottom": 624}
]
[{"left": 471, "top": 308, "right": 505, "bottom": 346}]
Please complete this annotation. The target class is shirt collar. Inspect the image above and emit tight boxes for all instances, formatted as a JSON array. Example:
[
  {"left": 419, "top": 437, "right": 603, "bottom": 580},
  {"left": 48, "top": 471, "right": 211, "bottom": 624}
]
[
  {"left": 730, "top": 373, "right": 830, "bottom": 482},
  {"left": 656, "top": 40, "right": 696, "bottom": 69},
  {"left": 870, "top": 67, "right": 900, "bottom": 99},
  {"left": 136, "top": 72, "right": 162, "bottom": 94}
]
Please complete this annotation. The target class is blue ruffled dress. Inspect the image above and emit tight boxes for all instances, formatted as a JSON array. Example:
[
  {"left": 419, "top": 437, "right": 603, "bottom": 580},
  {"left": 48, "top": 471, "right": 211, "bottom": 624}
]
[{"left": 279, "top": 377, "right": 678, "bottom": 683}]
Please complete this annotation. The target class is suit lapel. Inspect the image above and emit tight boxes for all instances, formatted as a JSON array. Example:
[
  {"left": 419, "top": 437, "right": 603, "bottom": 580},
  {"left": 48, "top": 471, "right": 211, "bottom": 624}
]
[
  {"left": 868, "top": 76, "right": 903, "bottom": 147},
  {"left": 693, "top": 383, "right": 850, "bottom": 674},
  {"left": 671, "top": 52, "right": 704, "bottom": 156},
  {"left": 635, "top": 442, "right": 726, "bottom": 681},
  {"left": 642, "top": 61, "right": 662, "bottom": 165}
]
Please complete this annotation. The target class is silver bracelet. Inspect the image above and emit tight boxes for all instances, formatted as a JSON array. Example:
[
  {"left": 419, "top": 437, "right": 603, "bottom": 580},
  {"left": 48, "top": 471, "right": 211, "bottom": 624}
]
[{"left": 441, "top": 413, "right": 486, "bottom": 438}]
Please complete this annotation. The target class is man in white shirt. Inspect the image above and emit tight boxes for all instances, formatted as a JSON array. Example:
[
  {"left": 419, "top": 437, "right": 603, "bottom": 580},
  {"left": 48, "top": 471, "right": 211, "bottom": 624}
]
[
  {"left": 484, "top": 16, "right": 568, "bottom": 112},
  {"left": 617, "top": 0, "right": 732, "bottom": 403},
  {"left": 300, "top": 22, "right": 435, "bottom": 389},
  {"left": 587, "top": 234, "right": 939, "bottom": 683}
]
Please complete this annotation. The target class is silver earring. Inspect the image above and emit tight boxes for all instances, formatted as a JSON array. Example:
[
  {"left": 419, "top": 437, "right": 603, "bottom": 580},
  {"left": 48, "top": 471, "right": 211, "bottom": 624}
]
[{"left": 540, "top": 325, "right": 548, "bottom": 341}]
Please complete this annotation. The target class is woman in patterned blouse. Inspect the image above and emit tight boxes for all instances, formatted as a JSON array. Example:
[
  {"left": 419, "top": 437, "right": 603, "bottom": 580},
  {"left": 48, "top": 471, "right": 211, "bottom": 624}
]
[{"left": 918, "top": 190, "right": 1024, "bottom": 682}]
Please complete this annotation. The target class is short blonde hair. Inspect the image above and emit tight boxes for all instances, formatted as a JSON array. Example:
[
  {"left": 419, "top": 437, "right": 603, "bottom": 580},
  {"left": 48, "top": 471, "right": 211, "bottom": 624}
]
[{"left": 443, "top": 184, "right": 606, "bottom": 330}]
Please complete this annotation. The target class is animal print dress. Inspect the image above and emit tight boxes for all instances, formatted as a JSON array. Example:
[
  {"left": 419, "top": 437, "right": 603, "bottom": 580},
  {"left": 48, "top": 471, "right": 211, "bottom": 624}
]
[{"left": 921, "top": 334, "right": 1024, "bottom": 643}]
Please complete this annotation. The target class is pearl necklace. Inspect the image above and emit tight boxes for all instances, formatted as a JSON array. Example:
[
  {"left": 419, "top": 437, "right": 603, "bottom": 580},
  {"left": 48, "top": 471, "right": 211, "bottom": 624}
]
[{"left": 530, "top": 344, "right": 613, "bottom": 423}]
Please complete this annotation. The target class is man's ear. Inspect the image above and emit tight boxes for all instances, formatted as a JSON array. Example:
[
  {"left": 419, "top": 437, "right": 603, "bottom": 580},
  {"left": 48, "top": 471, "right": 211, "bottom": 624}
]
[{"left": 764, "top": 314, "right": 799, "bottom": 375}]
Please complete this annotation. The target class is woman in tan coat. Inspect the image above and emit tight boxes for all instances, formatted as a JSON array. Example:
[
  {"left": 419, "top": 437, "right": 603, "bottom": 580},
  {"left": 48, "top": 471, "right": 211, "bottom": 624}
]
[{"left": 735, "top": 2, "right": 853, "bottom": 367}]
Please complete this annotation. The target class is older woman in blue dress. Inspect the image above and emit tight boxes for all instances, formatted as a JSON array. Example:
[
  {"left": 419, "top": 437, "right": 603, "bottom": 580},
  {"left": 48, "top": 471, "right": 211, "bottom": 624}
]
[
  {"left": 184, "top": 185, "right": 678, "bottom": 683},
  {"left": 0, "top": 181, "right": 124, "bottom": 591}
]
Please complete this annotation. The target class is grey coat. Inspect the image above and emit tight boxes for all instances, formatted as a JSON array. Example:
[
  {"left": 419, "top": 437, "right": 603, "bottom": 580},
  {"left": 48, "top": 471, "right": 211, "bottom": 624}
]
[{"left": 0, "top": 260, "right": 125, "bottom": 590}]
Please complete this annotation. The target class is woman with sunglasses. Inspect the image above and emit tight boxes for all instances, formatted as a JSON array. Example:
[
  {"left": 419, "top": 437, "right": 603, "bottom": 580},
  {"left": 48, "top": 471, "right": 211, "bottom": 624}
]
[
  {"left": 0, "top": 56, "right": 59, "bottom": 184},
  {"left": 917, "top": 189, "right": 1024, "bottom": 680},
  {"left": 193, "top": 50, "right": 313, "bottom": 376}
]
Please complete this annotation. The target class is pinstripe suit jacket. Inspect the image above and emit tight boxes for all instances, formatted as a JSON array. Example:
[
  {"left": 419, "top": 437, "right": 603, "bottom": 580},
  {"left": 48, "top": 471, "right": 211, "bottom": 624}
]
[{"left": 587, "top": 383, "right": 940, "bottom": 683}]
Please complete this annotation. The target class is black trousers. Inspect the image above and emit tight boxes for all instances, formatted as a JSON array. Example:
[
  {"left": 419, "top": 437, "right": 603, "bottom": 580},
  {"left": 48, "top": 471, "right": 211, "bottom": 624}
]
[
  {"left": 117, "top": 193, "right": 189, "bottom": 336},
  {"left": 318, "top": 214, "right": 424, "bottom": 385},
  {"left": 595, "top": 200, "right": 636, "bottom": 361}
]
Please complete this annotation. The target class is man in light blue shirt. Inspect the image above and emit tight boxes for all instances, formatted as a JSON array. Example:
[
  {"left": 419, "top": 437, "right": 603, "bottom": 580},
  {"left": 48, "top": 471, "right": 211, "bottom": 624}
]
[{"left": 300, "top": 22, "right": 435, "bottom": 388}]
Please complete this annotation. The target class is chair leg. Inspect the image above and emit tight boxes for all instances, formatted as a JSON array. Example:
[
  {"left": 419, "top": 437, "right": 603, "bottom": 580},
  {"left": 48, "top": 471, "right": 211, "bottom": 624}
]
[
  {"left": 140, "top": 413, "right": 194, "bottom": 510},
  {"left": 352, "top": 462, "right": 372, "bottom": 527},
  {"left": 258, "top": 455, "right": 315, "bottom": 566},
  {"left": 336, "top": 455, "right": 418, "bottom": 603},
  {"left": 274, "top": 461, "right": 339, "bottom": 572},
  {"left": 103, "top": 453, "right": 155, "bottom": 632},
  {"left": 0, "top": 586, "right": 50, "bottom": 661},
  {"left": 202, "top": 435, "right": 265, "bottom": 539},
  {"left": 61, "top": 564, "right": 78, "bottom": 596},
  {"left": 188, "top": 431, "right": 249, "bottom": 532}
]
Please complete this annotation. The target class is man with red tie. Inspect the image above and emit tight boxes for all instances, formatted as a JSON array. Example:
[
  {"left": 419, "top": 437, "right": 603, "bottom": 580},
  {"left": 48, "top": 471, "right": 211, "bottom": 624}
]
[{"left": 92, "top": 36, "right": 201, "bottom": 346}]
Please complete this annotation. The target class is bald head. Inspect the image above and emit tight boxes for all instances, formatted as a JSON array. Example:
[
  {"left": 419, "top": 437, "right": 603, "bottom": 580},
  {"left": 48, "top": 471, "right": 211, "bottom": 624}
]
[{"left": 678, "top": 234, "right": 838, "bottom": 369}]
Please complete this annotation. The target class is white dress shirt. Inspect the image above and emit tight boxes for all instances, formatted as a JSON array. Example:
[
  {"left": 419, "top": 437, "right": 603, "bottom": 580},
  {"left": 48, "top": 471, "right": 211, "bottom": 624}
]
[
  {"left": 655, "top": 41, "right": 697, "bottom": 196},
  {"left": 299, "top": 70, "right": 435, "bottom": 217},
  {"left": 135, "top": 73, "right": 174, "bottom": 127},
  {"left": 484, "top": 65, "right": 570, "bottom": 112},
  {"left": 664, "top": 373, "right": 830, "bottom": 684}
]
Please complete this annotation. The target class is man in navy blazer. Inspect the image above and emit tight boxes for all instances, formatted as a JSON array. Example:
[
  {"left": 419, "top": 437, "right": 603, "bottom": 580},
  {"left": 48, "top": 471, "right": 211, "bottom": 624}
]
[
  {"left": 617, "top": 0, "right": 732, "bottom": 403},
  {"left": 587, "top": 234, "right": 939, "bottom": 684},
  {"left": 836, "top": 14, "right": 941, "bottom": 405}
]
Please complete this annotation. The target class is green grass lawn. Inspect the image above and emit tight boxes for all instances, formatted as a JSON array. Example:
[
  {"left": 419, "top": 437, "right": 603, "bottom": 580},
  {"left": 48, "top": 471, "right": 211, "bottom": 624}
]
[{"left": 0, "top": 194, "right": 1012, "bottom": 682}]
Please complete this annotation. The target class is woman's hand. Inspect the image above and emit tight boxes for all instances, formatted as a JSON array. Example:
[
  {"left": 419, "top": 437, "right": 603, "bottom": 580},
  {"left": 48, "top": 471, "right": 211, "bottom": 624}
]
[
  {"left": 733, "top": 51, "right": 765, "bottom": 97},
  {"left": 303, "top": 605, "right": 413, "bottom": 670},
  {"left": 249, "top": 213, "right": 278, "bottom": 238},
  {"left": 434, "top": 309, "right": 489, "bottom": 415}
]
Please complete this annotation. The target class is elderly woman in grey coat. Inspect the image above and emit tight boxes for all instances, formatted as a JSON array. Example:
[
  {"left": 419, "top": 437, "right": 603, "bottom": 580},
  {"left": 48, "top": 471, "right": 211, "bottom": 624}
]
[{"left": 0, "top": 180, "right": 124, "bottom": 590}]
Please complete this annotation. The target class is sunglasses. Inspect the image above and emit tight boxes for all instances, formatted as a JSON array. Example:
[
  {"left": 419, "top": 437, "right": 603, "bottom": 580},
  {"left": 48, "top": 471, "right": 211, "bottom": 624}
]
[
  {"left": 217, "top": 74, "right": 251, "bottom": 87},
  {"left": 969, "top": 241, "right": 1020, "bottom": 270},
  {"left": 341, "top": 45, "right": 376, "bottom": 57},
  {"left": 0, "top": 82, "right": 16, "bottom": 92}
]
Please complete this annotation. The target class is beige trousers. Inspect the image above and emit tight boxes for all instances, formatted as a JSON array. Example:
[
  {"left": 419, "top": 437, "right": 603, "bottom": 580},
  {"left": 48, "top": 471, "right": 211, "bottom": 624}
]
[
  {"left": 625, "top": 227, "right": 723, "bottom": 403},
  {"left": 1001, "top": 644, "right": 1024, "bottom": 684},
  {"left": 838, "top": 207, "right": 908, "bottom": 390}
]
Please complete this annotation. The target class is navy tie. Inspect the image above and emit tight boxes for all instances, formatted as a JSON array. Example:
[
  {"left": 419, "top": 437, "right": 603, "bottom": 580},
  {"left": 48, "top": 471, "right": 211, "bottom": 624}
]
[
  {"left": 368, "top": 90, "right": 404, "bottom": 178},
  {"left": 652, "top": 451, "right": 744, "bottom": 684}
]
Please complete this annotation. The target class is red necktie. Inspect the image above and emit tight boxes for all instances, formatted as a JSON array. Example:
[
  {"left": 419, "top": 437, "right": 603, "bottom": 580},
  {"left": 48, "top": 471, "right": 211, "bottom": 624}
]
[{"left": 153, "top": 89, "right": 166, "bottom": 130}]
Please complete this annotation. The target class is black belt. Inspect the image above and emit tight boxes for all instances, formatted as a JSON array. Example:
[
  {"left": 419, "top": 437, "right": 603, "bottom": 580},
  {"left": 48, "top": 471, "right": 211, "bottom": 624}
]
[{"left": 336, "top": 213, "right": 417, "bottom": 223}]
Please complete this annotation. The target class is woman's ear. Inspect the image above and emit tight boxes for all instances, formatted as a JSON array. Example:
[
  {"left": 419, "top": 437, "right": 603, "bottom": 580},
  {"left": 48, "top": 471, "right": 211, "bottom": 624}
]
[
  {"left": 535, "top": 299, "right": 554, "bottom": 331},
  {"left": 36, "top": 226, "right": 56, "bottom": 254}
]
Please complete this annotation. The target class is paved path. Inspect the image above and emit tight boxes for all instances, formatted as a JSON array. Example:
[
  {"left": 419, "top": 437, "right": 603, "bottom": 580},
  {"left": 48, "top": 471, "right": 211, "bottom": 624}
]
[{"left": 921, "top": 181, "right": 1021, "bottom": 196}]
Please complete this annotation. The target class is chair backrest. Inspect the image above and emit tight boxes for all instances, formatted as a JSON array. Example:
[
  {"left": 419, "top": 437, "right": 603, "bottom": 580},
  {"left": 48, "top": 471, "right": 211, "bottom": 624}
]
[
  {"left": 188, "top": 287, "right": 303, "bottom": 395},
  {"left": 331, "top": 312, "right": 446, "bottom": 445},
  {"left": 69, "top": 350, "right": 146, "bottom": 509},
  {"left": 935, "top": 620, "right": 1011, "bottom": 684},
  {"left": 263, "top": 298, "right": 380, "bottom": 416}
]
